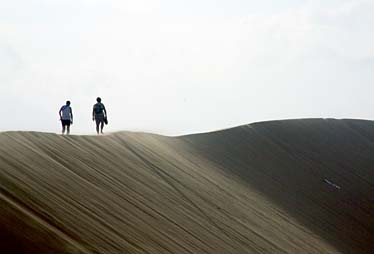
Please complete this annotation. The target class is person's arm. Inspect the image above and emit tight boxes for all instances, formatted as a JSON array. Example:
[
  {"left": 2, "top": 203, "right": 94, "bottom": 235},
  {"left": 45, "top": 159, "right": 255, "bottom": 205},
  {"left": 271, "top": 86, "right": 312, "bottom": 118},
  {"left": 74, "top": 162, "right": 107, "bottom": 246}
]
[
  {"left": 103, "top": 105, "right": 107, "bottom": 117},
  {"left": 92, "top": 106, "right": 95, "bottom": 121},
  {"left": 70, "top": 107, "right": 73, "bottom": 123},
  {"left": 59, "top": 107, "right": 63, "bottom": 120}
]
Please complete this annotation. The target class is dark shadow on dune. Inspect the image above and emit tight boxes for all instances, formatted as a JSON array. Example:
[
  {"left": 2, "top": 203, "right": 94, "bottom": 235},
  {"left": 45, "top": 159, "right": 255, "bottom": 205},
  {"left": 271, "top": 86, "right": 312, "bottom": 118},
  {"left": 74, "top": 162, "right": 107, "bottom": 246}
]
[
  {"left": 0, "top": 202, "right": 74, "bottom": 254},
  {"left": 0, "top": 227, "right": 65, "bottom": 254},
  {"left": 181, "top": 119, "right": 374, "bottom": 254}
]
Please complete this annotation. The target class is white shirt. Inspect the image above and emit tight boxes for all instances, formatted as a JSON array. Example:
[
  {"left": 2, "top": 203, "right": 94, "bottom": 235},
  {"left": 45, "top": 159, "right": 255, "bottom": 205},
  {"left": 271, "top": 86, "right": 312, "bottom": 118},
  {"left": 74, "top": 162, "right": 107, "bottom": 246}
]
[{"left": 60, "top": 105, "right": 72, "bottom": 120}]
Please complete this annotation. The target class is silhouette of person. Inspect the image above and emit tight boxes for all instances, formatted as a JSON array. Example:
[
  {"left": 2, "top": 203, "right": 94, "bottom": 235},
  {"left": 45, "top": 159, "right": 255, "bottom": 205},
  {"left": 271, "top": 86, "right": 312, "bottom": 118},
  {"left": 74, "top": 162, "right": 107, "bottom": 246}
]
[
  {"left": 59, "top": 101, "right": 73, "bottom": 135},
  {"left": 92, "top": 97, "right": 107, "bottom": 134}
]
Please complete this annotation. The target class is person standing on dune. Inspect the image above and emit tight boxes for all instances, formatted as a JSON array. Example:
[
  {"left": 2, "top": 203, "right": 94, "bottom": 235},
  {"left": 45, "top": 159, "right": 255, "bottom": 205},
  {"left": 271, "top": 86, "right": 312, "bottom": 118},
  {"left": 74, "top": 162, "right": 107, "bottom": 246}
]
[
  {"left": 59, "top": 101, "right": 73, "bottom": 135},
  {"left": 92, "top": 97, "right": 107, "bottom": 135}
]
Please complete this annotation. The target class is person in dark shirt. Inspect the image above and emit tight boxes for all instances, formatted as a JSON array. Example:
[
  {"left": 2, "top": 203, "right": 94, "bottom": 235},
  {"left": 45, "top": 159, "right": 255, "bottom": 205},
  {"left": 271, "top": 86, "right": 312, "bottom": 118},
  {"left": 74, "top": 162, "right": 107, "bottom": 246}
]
[{"left": 92, "top": 97, "right": 107, "bottom": 135}]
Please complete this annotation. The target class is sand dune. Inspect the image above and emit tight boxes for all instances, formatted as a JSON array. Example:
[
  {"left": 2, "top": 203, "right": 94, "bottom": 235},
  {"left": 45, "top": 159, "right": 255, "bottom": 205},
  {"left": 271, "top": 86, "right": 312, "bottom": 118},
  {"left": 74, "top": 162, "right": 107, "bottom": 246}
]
[{"left": 0, "top": 119, "right": 373, "bottom": 253}]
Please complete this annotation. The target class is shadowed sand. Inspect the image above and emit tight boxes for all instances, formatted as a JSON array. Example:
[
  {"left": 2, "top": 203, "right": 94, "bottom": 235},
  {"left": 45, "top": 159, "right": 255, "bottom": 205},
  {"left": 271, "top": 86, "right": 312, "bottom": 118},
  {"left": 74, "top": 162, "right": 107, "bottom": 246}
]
[{"left": 0, "top": 119, "right": 373, "bottom": 253}]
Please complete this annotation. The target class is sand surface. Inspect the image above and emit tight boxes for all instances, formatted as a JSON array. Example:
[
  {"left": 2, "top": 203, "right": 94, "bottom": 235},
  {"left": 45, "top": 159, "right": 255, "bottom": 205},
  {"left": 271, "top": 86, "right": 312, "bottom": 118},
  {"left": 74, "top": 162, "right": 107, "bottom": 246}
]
[{"left": 0, "top": 119, "right": 373, "bottom": 253}]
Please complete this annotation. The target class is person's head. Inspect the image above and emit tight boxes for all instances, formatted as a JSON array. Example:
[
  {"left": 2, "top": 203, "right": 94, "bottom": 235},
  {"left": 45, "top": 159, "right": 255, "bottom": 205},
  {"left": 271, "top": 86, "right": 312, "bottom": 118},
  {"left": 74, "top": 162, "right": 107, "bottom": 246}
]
[
  {"left": 96, "top": 97, "right": 102, "bottom": 103},
  {"left": 66, "top": 101, "right": 71, "bottom": 106}
]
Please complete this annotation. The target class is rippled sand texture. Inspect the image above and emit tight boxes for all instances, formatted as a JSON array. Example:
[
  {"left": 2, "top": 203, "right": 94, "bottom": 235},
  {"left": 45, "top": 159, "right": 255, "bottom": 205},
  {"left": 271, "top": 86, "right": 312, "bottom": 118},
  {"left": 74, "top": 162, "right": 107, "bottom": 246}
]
[{"left": 1, "top": 119, "right": 373, "bottom": 254}]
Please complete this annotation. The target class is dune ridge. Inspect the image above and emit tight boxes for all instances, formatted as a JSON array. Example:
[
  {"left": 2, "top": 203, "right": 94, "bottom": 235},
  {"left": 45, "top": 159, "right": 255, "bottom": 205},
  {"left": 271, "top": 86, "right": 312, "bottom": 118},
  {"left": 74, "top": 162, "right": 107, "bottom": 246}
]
[{"left": 0, "top": 119, "right": 373, "bottom": 253}]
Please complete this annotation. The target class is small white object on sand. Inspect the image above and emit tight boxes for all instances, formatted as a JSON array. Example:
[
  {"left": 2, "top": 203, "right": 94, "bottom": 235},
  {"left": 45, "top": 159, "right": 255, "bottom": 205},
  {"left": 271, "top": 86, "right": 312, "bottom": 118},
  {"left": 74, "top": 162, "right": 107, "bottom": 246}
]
[{"left": 323, "top": 179, "right": 341, "bottom": 190}]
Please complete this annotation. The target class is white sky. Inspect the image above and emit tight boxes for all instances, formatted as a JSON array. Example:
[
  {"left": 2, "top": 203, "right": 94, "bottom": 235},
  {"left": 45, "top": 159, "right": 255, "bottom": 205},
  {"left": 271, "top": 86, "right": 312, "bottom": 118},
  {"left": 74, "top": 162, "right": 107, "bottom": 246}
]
[{"left": 1, "top": 0, "right": 373, "bottom": 135}]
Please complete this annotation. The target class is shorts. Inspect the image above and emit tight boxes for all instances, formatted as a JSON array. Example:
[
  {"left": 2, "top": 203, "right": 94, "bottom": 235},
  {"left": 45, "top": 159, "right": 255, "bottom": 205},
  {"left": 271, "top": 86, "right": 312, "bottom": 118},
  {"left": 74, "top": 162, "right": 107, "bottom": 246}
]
[
  {"left": 95, "top": 114, "right": 105, "bottom": 124},
  {"left": 61, "top": 120, "right": 71, "bottom": 127}
]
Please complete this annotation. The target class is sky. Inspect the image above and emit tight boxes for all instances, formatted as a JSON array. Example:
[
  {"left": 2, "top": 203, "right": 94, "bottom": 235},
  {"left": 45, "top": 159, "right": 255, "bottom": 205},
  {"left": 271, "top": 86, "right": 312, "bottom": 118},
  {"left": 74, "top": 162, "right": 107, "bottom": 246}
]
[{"left": 1, "top": 0, "right": 373, "bottom": 135}]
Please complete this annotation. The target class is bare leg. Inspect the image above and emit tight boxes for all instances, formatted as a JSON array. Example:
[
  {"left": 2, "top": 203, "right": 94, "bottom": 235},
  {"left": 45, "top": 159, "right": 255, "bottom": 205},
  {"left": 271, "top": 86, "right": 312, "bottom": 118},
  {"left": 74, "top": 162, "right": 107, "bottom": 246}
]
[
  {"left": 96, "top": 121, "right": 100, "bottom": 134},
  {"left": 100, "top": 122, "right": 104, "bottom": 134},
  {"left": 62, "top": 126, "right": 66, "bottom": 135},
  {"left": 67, "top": 125, "right": 70, "bottom": 135}
]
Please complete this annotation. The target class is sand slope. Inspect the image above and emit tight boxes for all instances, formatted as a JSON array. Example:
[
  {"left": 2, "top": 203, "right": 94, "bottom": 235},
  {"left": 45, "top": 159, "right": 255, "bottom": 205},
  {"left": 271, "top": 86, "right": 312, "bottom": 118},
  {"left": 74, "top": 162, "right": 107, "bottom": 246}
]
[{"left": 0, "top": 119, "right": 373, "bottom": 253}]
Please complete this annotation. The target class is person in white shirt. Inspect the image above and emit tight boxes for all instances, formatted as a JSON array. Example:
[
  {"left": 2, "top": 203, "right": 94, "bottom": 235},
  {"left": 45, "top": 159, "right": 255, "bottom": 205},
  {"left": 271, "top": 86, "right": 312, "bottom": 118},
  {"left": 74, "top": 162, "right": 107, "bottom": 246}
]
[{"left": 59, "top": 101, "right": 73, "bottom": 135}]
